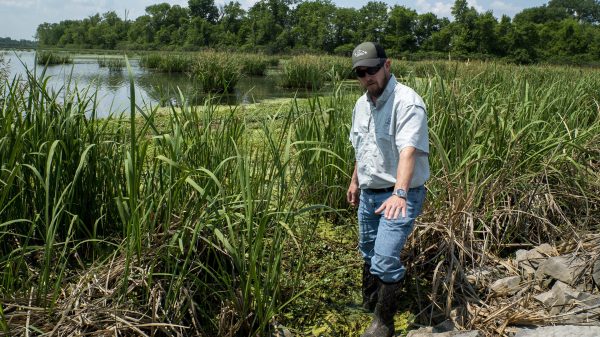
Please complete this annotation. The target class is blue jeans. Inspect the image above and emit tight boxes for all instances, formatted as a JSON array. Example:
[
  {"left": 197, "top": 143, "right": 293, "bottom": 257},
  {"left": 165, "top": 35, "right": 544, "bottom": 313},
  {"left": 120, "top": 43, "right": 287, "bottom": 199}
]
[{"left": 358, "top": 186, "right": 426, "bottom": 283}]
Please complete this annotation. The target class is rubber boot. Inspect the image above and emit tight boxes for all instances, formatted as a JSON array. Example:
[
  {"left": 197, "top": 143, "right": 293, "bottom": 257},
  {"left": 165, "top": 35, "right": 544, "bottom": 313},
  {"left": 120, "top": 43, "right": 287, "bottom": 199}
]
[
  {"left": 362, "top": 263, "right": 378, "bottom": 312},
  {"left": 360, "top": 279, "right": 400, "bottom": 337}
]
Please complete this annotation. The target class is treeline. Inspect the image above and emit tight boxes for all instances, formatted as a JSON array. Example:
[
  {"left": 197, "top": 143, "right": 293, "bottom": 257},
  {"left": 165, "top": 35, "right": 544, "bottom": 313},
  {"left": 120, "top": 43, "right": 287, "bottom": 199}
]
[
  {"left": 36, "top": 0, "right": 600, "bottom": 64},
  {"left": 0, "top": 37, "right": 37, "bottom": 49}
]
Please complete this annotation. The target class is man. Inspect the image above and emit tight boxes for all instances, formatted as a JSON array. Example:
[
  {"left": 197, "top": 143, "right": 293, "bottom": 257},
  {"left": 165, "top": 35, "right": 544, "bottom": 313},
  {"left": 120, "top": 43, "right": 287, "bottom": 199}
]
[{"left": 347, "top": 42, "right": 429, "bottom": 337}]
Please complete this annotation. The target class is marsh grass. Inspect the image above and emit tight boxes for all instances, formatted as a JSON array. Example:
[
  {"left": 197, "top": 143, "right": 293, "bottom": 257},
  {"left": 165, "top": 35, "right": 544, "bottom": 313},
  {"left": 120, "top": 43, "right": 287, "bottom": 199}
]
[
  {"left": 403, "top": 61, "right": 600, "bottom": 329},
  {"left": 239, "top": 53, "right": 272, "bottom": 76},
  {"left": 0, "top": 53, "right": 7, "bottom": 82},
  {"left": 139, "top": 53, "right": 193, "bottom": 72},
  {"left": 97, "top": 56, "right": 125, "bottom": 71},
  {"left": 0, "top": 59, "right": 598, "bottom": 336},
  {"left": 280, "top": 55, "right": 329, "bottom": 89},
  {"left": 321, "top": 55, "right": 354, "bottom": 80},
  {"left": 36, "top": 50, "right": 72, "bottom": 65},
  {"left": 191, "top": 51, "right": 241, "bottom": 93},
  {"left": 0, "top": 61, "right": 314, "bottom": 336}
]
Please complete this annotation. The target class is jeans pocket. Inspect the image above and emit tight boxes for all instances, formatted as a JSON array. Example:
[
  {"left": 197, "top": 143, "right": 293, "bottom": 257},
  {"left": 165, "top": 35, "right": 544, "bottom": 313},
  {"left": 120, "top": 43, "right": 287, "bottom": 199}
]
[{"left": 407, "top": 186, "right": 426, "bottom": 217}]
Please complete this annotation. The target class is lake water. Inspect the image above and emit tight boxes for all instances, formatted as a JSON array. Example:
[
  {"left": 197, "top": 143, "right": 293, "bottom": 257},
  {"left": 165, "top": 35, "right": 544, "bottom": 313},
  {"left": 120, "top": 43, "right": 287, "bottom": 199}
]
[{"left": 1, "top": 50, "right": 332, "bottom": 118}]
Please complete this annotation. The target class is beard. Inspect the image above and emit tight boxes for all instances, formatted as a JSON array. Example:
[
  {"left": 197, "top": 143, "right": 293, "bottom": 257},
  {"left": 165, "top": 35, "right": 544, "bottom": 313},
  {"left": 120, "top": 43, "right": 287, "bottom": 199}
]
[
  {"left": 367, "top": 84, "right": 385, "bottom": 98},
  {"left": 365, "top": 74, "right": 390, "bottom": 99}
]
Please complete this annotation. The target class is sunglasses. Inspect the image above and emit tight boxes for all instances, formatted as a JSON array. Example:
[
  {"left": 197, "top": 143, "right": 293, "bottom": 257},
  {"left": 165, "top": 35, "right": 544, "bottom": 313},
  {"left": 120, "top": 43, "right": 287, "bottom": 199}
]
[{"left": 355, "top": 63, "right": 384, "bottom": 78}]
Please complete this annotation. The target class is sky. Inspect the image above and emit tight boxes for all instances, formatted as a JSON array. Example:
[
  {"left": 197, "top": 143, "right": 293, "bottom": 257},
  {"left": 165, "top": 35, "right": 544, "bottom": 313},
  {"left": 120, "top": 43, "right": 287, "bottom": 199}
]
[{"left": 0, "top": 0, "right": 550, "bottom": 41}]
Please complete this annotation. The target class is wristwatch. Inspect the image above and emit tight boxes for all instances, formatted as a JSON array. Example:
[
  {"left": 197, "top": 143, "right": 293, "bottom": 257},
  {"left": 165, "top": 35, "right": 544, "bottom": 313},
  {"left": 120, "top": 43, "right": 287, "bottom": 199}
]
[{"left": 393, "top": 188, "right": 407, "bottom": 199}]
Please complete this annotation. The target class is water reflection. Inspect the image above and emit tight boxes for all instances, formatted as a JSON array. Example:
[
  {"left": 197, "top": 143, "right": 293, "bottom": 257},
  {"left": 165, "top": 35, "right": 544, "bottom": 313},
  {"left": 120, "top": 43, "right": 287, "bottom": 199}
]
[{"left": 1, "top": 50, "right": 338, "bottom": 118}]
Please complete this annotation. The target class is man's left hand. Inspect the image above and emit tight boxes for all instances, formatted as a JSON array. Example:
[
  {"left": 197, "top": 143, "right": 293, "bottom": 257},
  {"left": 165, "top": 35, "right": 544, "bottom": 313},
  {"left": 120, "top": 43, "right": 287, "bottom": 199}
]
[{"left": 374, "top": 196, "right": 406, "bottom": 219}]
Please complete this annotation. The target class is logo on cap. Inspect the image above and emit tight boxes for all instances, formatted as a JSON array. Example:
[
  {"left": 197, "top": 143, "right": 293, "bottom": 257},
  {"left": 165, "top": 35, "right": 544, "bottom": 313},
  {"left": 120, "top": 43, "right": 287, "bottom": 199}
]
[{"left": 353, "top": 49, "right": 368, "bottom": 57}]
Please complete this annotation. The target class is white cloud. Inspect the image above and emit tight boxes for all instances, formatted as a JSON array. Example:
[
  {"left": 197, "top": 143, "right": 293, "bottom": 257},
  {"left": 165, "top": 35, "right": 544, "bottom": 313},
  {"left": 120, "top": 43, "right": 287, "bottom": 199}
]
[
  {"left": 0, "top": 0, "right": 35, "bottom": 8},
  {"left": 414, "top": 0, "right": 505, "bottom": 19},
  {"left": 238, "top": 0, "right": 259, "bottom": 9},
  {"left": 415, "top": 0, "right": 453, "bottom": 18},
  {"left": 489, "top": 0, "right": 520, "bottom": 17},
  {"left": 467, "top": 0, "right": 484, "bottom": 14}
]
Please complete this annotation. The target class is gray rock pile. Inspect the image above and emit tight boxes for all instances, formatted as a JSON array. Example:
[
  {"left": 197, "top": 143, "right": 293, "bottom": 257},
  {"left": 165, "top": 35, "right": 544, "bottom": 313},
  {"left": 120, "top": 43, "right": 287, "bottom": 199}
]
[{"left": 458, "top": 239, "right": 600, "bottom": 335}]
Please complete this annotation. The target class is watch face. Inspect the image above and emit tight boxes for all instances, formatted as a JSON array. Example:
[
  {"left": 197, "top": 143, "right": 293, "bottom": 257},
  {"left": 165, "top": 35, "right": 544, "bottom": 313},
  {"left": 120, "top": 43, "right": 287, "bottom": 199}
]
[{"left": 394, "top": 189, "right": 407, "bottom": 198}]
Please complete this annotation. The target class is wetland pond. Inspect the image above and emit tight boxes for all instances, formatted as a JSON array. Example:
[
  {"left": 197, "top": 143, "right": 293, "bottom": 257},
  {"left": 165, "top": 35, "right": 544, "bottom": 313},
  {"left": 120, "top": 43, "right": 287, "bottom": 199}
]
[{"left": 1, "top": 50, "right": 336, "bottom": 118}]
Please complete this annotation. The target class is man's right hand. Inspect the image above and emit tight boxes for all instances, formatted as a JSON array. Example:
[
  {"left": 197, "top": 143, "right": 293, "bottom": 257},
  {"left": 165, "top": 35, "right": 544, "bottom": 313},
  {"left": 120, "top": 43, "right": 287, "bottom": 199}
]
[{"left": 347, "top": 184, "right": 360, "bottom": 207}]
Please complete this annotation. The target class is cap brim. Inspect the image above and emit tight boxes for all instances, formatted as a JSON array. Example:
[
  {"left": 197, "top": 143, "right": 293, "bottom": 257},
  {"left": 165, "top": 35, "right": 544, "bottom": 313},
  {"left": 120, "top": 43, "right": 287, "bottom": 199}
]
[{"left": 352, "top": 58, "right": 382, "bottom": 70}]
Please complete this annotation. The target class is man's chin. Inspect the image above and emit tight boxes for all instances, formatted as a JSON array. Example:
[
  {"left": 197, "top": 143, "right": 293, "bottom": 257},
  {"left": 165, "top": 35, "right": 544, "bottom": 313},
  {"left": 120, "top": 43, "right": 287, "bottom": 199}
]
[{"left": 368, "top": 88, "right": 383, "bottom": 97}]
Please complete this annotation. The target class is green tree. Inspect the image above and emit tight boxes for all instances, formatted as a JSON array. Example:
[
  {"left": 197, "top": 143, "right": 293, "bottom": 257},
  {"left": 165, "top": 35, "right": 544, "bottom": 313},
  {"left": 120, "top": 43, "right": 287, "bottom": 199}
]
[
  {"left": 449, "top": 0, "right": 478, "bottom": 54},
  {"left": 186, "top": 17, "right": 215, "bottom": 47},
  {"left": 513, "top": 6, "right": 570, "bottom": 24},
  {"left": 291, "top": 0, "right": 336, "bottom": 52},
  {"left": 551, "top": 18, "right": 592, "bottom": 55},
  {"left": 494, "top": 15, "right": 513, "bottom": 56},
  {"left": 221, "top": 1, "right": 245, "bottom": 34},
  {"left": 414, "top": 12, "right": 445, "bottom": 49},
  {"left": 167, "top": 5, "right": 191, "bottom": 46},
  {"left": 589, "top": 29, "right": 600, "bottom": 59},
  {"left": 216, "top": 1, "right": 246, "bottom": 46},
  {"left": 241, "top": 0, "right": 291, "bottom": 51},
  {"left": 138, "top": 3, "right": 190, "bottom": 47},
  {"left": 472, "top": 11, "right": 498, "bottom": 54},
  {"left": 508, "top": 22, "right": 540, "bottom": 64},
  {"left": 548, "top": 0, "right": 600, "bottom": 23},
  {"left": 426, "top": 23, "right": 453, "bottom": 52},
  {"left": 189, "top": 0, "right": 219, "bottom": 23},
  {"left": 128, "top": 15, "right": 154, "bottom": 47},
  {"left": 96, "top": 11, "right": 128, "bottom": 49},
  {"left": 452, "top": 0, "right": 474, "bottom": 23},
  {"left": 384, "top": 5, "right": 418, "bottom": 54},
  {"left": 357, "top": 2, "right": 388, "bottom": 42},
  {"left": 331, "top": 7, "right": 359, "bottom": 52}
]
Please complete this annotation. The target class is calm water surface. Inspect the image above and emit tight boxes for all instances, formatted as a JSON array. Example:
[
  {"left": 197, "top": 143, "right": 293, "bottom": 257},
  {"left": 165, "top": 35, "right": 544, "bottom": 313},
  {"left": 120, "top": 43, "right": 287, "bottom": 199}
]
[{"left": 1, "top": 50, "right": 330, "bottom": 118}]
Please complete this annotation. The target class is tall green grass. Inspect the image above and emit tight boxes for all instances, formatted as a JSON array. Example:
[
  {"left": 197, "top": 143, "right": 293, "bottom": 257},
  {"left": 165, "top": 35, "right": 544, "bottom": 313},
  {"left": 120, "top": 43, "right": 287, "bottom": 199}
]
[
  {"left": 0, "top": 59, "right": 598, "bottom": 335},
  {"left": 279, "top": 55, "right": 354, "bottom": 89},
  {"left": 97, "top": 56, "right": 125, "bottom": 71},
  {"left": 0, "top": 53, "right": 7, "bottom": 82},
  {"left": 403, "top": 61, "right": 600, "bottom": 322},
  {"left": 36, "top": 50, "right": 72, "bottom": 65},
  {"left": 191, "top": 51, "right": 241, "bottom": 93},
  {"left": 238, "top": 53, "right": 272, "bottom": 76},
  {"left": 0, "top": 62, "right": 313, "bottom": 335},
  {"left": 139, "top": 53, "right": 193, "bottom": 72},
  {"left": 279, "top": 55, "right": 329, "bottom": 89}
]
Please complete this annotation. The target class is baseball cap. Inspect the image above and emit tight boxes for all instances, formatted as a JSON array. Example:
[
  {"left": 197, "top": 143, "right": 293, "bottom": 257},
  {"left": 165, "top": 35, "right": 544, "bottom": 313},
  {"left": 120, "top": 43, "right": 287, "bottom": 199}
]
[{"left": 352, "top": 42, "right": 387, "bottom": 70}]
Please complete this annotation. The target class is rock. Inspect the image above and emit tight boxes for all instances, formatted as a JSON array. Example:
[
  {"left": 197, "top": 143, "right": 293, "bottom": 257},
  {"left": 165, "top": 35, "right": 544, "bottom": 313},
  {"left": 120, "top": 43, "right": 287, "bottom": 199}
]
[
  {"left": 520, "top": 262, "right": 537, "bottom": 279},
  {"left": 534, "top": 281, "right": 577, "bottom": 314},
  {"left": 593, "top": 259, "right": 600, "bottom": 289},
  {"left": 515, "top": 250, "right": 537, "bottom": 275},
  {"left": 515, "top": 249, "right": 527, "bottom": 260},
  {"left": 515, "top": 325, "right": 600, "bottom": 337},
  {"left": 534, "top": 281, "right": 600, "bottom": 316},
  {"left": 490, "top": 276, "right": 521, "bottom": 295},
  {"left": 407, "top": 327, "right": 433, "bottom": 336},
  {"left": 533, "top": 289, "right": 555, "bottom": 306},
  {"left": 406, "top": 329, "right": 482, "bottom": 337},
  {"left": 525, "top": 249, "right": 544, "bottom": 261},
  {"left": 536, "top": 256, "right": 585, "bottom": 285},
  {"left": 432, "top": 319, "right": 456, "bottom": 332},
  {"left": 534, "top": 243, "right": 558, "bottom": 257},
  {"left": 515, "top": 247, "right": 548, "bottom": 277}
]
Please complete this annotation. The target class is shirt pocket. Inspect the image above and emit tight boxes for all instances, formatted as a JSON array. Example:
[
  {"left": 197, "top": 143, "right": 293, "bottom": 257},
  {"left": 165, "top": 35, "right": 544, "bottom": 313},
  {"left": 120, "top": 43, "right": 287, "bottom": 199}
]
[
  {"left": 351, "top": 122, "right": 369, "bottom": 149},
  {"left": 375, "top": 130, "right": 397, "bottom": 166},
  {"left": 375, "top": 130, "right": 394, "bottom": 149}
]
